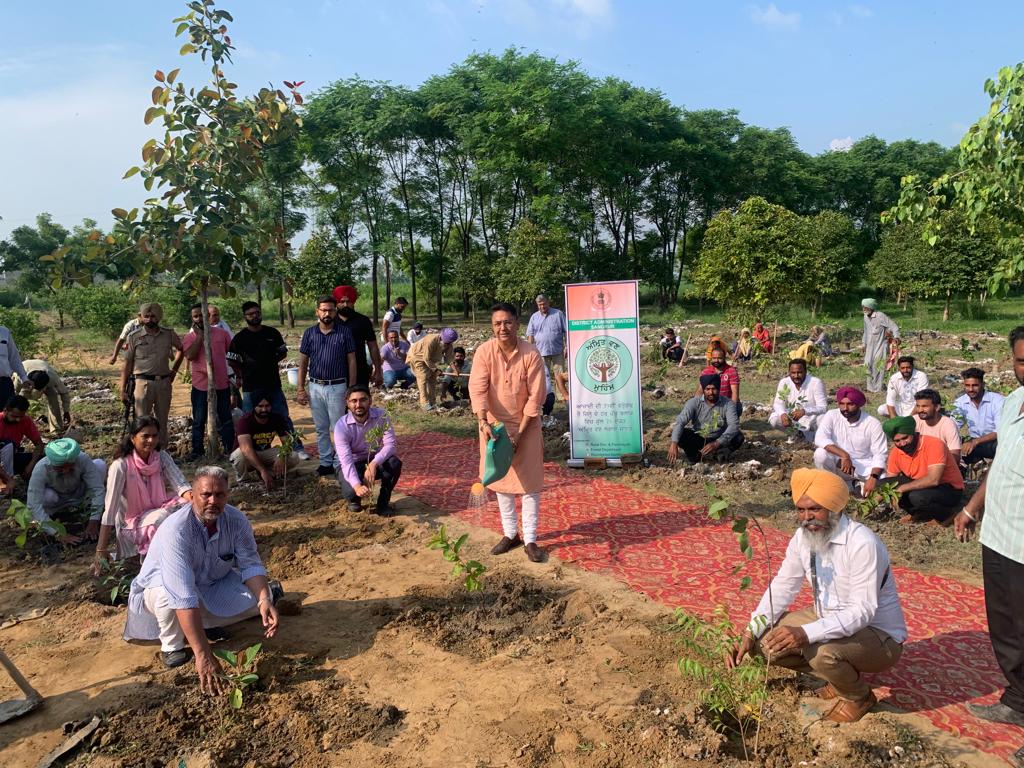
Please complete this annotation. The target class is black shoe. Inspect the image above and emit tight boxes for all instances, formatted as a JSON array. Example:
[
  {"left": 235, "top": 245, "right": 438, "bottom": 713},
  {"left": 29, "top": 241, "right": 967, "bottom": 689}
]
[
  {"left": 376, "top": 504, "right": 395, "bottom": 517},
  {"left": 490, "top": 535, "right": 523, "bottom": 555},
  {"left": 317, "top": 465, "right": 335, "bottom": 477},
  {"left": 967, "top": 701, "right": 1024, "bottom": 727},
  {"left": 161, "top": 648, "right": 192, "bottom": 668},
  {"left": 204, "top": 627, "right": 230, "bottom": 643},
  {"left": 1013, "top": 745, "right": 1024, "bottom": 768},
  {"left": 268, "top": 579, "right": 284, "bottom": 604},
  {"left": 347, "top": 502, "right": 362, "bottom": 513}
]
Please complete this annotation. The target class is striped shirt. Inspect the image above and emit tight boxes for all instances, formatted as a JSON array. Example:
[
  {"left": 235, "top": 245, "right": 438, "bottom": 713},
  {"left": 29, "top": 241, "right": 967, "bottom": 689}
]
[
  {"left": 980, "top": 386, "right": 1024, "bottom": 563},
  {"left": 299, "top": 323, "right": 355, "bottom": 381},
  {"left": 123, "top": 504, "right": 266, "bottom": 640},
  {"left": 526, "top": 308, "right": 567, "bottom": 356}
]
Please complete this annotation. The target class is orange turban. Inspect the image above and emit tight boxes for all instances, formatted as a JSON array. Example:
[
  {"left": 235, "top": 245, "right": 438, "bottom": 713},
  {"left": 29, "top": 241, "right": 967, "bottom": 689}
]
[{"left": 790, "top": 468, "right": 849, "bottom": 513}]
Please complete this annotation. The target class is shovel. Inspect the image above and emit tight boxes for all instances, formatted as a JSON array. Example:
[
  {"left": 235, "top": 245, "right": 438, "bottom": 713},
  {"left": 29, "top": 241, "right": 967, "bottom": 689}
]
[{"left": 0, "top": 647, "right": 43, "bottom": 723}]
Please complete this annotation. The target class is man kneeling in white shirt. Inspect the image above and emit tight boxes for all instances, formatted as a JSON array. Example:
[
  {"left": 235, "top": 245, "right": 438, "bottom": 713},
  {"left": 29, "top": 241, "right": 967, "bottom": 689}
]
[
  {"left": 768, "top": 358, "right": 827, "bottom": 442},
  {"left": 728, "top": 468, "right": 907, "bottom": 722}
]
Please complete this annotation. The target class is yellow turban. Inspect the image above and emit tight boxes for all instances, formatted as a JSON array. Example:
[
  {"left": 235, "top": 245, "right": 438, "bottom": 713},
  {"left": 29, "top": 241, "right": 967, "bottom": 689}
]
[{"left": 790, "top": 467, "right": 849, "bottom": 513}]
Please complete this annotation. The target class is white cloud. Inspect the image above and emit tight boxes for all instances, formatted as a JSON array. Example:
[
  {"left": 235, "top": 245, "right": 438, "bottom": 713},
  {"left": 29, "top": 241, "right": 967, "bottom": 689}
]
[
  {"left": 749, "top": 3, "right": 801, "bottom": 30},
  {"left": 829, "top": 136, "right": 855, "bottom": 152},
  {"left": 554, "top": 0, "right": 612, "bottom": 21},
  {"left": 849, "top": 4, "right": 874, "bottom": 18}
]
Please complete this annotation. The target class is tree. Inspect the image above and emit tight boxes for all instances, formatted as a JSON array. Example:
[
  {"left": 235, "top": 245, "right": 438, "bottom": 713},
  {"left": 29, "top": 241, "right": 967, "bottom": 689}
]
[
  {"left": 691, "top": 197, "right": 813, "bottom": 317},
  {"left": 492, "top": 219, "right": 575, "bottom": 311},
  {"left": 802, "top": 211, "right": 858, "bottom": 317},
  {"left": 887, "top": 63, "right": 1024, "bottom": 293},
  {"left": 289, "top": 229, "right": 359, "bottom": 301},
  {"left": 106, "top": 1, "right": 300, "bottom": 457},
  {"left": 870, "top": 211, "right": 1003, "bottom": 320}
]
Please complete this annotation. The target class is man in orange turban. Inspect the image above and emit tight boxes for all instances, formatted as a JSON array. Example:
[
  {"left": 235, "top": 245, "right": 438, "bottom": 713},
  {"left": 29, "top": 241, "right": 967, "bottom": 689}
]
[{"left": 727, "top": 468, "right": 907, "bottom": 723}]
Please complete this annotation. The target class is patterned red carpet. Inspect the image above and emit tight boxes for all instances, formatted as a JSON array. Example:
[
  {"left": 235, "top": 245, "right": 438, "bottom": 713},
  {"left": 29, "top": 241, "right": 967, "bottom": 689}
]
[{"left": 399, "top": 431, "right": 1021, "bottom": 762}]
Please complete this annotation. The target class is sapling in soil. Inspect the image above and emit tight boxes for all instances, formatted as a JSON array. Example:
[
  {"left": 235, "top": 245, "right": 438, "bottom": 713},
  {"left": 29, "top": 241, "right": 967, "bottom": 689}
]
[
  {"left": 5, "top": 499, "right": 68, "bottom": 550},
  {"left": 427, "top": 524, "right": 486, "bottom": 592},
  {"left": 853, "top": 483, "right": 901, "bottom": 519},
  {"left": 214, "top": 642, "right": 262, "bottom": 710},
  {"left": 276, "top": 429, "right": 304, "bottom": 492},
  {"left": 94, "top": 557, "right": 136, "bottom": 605}
]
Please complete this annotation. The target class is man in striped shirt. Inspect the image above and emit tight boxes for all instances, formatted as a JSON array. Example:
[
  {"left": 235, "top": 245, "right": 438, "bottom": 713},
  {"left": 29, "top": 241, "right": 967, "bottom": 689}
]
[
  {"left": 956, "top": 326, "right": 1024, "bottom": 730},
  {"left": 296, "top": 296, "right": 357, "bottom": 476},
  {"left": 123, "top": 467, "right": 281, "bottom": 685}
]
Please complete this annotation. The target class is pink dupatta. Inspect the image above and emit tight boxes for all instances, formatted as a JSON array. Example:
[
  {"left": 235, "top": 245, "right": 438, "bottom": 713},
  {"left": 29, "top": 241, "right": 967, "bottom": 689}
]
[{"left": 121, "top": 451, "right": 181, "bottom": 555}]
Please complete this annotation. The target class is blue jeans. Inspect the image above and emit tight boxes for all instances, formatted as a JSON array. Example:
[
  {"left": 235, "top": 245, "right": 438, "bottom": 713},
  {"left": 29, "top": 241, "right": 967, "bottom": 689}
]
[
  {"left": 382, "top": 367, "right": 415, "bottom": 389},
  {"left": 308, "top": 380, "right": 347, "bottom": 468},
  {"left": 241, "top": 387, "right": 296, "bottom": 434},
  {"left": 191, "top": 387, "right": 235, "bottom": 456}
]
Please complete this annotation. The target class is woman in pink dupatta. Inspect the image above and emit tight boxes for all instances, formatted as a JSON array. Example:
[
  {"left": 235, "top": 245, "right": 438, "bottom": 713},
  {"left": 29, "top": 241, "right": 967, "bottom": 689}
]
[{"left": 92, "top": 417, "right": 192, "bottom": 574}]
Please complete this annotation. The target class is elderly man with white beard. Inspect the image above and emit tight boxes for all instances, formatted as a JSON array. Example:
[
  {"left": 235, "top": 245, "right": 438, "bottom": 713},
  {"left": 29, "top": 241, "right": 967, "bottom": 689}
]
[{"left": 727, "top": 468, "right": 907, "bottom": 723}]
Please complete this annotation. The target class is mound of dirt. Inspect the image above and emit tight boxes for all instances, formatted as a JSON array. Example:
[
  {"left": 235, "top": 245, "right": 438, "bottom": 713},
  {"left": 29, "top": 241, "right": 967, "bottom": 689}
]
[
  {"left": 91, "top": 656, "right": 404, "bottom": 768},
  {"left": 391, "top": 570, "right": 588, "bottom": 660}
]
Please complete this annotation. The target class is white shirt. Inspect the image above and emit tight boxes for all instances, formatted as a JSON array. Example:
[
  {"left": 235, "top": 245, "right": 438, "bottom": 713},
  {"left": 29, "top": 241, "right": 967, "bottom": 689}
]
[
  {"left": 814, "top": 409, "right": 888, "bottom": 477},
  {"left": 750, "top": 514, "right": 907, "bottom": 645},
  {"left": 770, "top": 374, "right": 827, "bottom": 431},
  {"left": 885, "top": 369, "right": 929, "bottom": 416},
  {"left": 406, "top": 328, "right": 426, "bottom": 345}
]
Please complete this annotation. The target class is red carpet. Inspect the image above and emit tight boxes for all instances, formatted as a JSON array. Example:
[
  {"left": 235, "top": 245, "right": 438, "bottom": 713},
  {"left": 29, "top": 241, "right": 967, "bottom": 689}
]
[{"left": 400, "top": 431, "right": 1021, "bottom": 762}]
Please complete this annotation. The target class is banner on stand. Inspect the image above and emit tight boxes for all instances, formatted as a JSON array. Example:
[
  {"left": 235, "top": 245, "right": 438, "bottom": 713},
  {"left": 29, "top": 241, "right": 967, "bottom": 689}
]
[{"left": 564, "top": 280, "right": 644, "bottom": 461}]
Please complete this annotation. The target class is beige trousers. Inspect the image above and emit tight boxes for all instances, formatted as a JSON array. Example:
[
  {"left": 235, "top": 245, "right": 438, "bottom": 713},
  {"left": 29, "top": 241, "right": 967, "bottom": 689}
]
[
  {"left": 411, "top": 361, "right": 436, "bottom": 407},
  {"left": 760, "top": 607, "right": 903, "bottom": 700},
  {"left": 134, "top": 378, "right": 172, "bottom": 444}
]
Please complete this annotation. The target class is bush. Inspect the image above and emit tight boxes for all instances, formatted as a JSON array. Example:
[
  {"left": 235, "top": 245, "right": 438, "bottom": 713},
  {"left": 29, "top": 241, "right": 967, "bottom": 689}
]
[
  {"left": 66, "top": 285, "right": 137, "bottom": 339},
  {"left": 0, "top": 308, "right": 42, "bottom": 358},
  {"left": 0, "top": 288, "right": 24, "bottom": 309}
]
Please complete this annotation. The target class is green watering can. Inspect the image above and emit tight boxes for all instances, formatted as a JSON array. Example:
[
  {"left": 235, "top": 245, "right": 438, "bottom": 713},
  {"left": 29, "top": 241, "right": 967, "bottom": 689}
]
[{"left": 481, "top": 422, "right": 514, "bottom": 486}]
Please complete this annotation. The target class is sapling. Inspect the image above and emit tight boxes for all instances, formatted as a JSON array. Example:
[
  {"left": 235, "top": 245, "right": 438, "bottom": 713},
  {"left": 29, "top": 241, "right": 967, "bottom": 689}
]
[
  {"left": 95, "top": 557, "right": 135, "bottom": 604},
  {"left": 696, "top": 410, "right": 721, "bottom": 464},
  {"left": 959, "top": 337, "right": 976, "bottom": 362},
  {"left": 672, "top": 607, "right": 769, "bottom": 761},
  {"left": 853, "top": 483, "right": 901, "bottom": 519},
  {"left": 214, "top": 642, "right": 262, "bottom": 710},
  {"left": 5, "top": 499, "right": 67, "bottom": 550},
  {"left": 776, "top": 384, "right": 808, "bottom": 437},
  {"left": 427, "top": 524, "right": 486, "bottom": 592},
  {"left": 276, "top": 428, "right": 304, "bottom": 492},
  {"left": 361, "top": 403, "right": 394, "bottom": 511}
]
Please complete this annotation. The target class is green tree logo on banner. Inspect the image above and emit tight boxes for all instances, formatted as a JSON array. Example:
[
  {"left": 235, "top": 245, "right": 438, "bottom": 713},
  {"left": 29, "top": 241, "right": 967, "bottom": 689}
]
[{"left": 576, "top": 336, "right": 633, "bottom": 394}]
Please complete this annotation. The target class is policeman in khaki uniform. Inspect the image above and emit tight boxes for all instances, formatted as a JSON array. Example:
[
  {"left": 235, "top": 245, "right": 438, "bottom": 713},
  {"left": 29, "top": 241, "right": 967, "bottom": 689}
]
[{"left": 119, "top": 303, "right": 182, "bottom": 445}]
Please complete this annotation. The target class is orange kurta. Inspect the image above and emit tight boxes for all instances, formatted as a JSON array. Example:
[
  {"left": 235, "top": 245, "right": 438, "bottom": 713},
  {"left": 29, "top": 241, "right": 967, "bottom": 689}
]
[{"left": 469, "top": 338, "right": 547, "bottom": 494}]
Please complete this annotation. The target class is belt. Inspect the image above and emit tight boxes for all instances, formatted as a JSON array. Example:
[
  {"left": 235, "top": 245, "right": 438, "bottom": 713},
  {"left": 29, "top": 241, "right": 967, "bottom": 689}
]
[
  {"left": 133, "top": 374, "right": 171, "bottom": 381},
  {"left": 309, "top": 377, "right": 347, "bottom": 386}
]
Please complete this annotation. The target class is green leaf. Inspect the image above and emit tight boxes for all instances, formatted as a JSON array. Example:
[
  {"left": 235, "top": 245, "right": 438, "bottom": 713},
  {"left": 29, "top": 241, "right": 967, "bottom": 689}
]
[
  {"left": 243, "top": 643, "right": 262, "bottom": 666},
  {"left": 454, "top": 533, "right": 468, "bottom": 553},
  {"left": 214, "top": 649, "right": 237, "bottom": 665},
  {"left": 175, "top": 22, "right": 190, "bottom": 36},
  {"left": 238, "top": 673, "right": 259, "bottom": 685},
  {"left": 230, "top": 687, "right": 243, "bottom": 709},
  {"left": 123, "top": 166, "right": 141, "bottom": 179},
  {"left": 180, "top": 43, "right": 197, "bottom": 55},
  {"left": 15, "top": 532, "right": 26, "bottom": 549},
  {"left": 739, "top": 576, "right": 752, "bottom": 590}
]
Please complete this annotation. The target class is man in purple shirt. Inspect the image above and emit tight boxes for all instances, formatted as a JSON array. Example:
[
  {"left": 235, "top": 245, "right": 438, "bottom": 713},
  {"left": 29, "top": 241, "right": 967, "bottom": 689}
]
[
  {"left": 381, "top": 329, "right": 416, "bottom": 390},
  {"left": 333, "top": 386, "right": 402, "bottom": 516}
]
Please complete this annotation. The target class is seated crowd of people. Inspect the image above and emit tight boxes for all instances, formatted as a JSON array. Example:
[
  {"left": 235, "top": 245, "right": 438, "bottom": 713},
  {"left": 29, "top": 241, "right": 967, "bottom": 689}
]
[{"left": 665, "top": 319, "right": 998, "bottom": 528}]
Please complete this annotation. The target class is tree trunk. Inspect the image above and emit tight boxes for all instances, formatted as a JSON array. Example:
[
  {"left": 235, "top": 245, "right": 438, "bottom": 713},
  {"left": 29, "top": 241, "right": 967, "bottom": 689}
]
[
  {"left": 256, "top": 280, "right": 263, "bottom": 308},
  {"left": 279, "top": 284, "right": 285, "bottom": 326},
  {"left": 462, "top": 288, "right": 470, "bottom": 320},
  {"left": 943, "top": 290, "right": 951, "bottom": 322},
  {"left": 198, "top": 283, "right": 221, "bottom": 459},
  {"left": 436, "top": 251, "right": 443, "bottom": 324},
  {"left": 371, "top": 247, "right": 380, "bottom": 324}
]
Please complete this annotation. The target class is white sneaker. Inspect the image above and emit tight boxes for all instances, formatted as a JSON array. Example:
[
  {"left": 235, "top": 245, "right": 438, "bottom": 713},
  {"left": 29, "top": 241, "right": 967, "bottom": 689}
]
[{"left": 296, "top": 449, "right": 311, "bottom": 461}]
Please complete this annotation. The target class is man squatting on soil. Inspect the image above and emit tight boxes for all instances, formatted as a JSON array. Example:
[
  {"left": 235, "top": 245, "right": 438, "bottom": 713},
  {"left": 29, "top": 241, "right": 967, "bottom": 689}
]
[
  {"left": 470, "top": 302, "right": 548, "bottom": 563},
  {"left": 729, "top": 467, "right": 907, "bottom": 723},
  {"left": 123, "top": 466, "right": 281, "bottom": 682}
]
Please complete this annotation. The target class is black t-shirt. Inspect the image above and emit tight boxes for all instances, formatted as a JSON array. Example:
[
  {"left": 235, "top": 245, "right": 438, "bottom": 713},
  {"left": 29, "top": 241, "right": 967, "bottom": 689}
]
[
  {"left": 337, "top": 311, "right": 376, "bottom": 386},
  {"left": 228, "top": 326, "right": 287, "bottom": 391},
  {"left": 236, "top": 412, "right": 288, "bottom": 452}
]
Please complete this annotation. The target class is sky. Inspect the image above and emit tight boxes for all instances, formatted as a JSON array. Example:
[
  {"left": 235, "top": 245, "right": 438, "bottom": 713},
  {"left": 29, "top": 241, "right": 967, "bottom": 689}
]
[{"left": 2, "top": 0, "right": 1022, "bottom": 240}]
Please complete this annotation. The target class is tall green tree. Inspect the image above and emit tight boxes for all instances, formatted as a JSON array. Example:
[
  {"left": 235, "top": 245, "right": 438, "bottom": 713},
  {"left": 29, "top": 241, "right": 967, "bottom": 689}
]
[{"left": 107, "top": 1, "right": 300, "bottom": 456}]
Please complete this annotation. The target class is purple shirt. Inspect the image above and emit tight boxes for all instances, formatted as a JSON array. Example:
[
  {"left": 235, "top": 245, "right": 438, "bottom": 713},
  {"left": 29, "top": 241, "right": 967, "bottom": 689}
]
[
  {"left": 380, "top": 339, "right": 411, "bottom": 373},
  {"left": 332, "top": 407, "right": 397, "bottom": 488}
]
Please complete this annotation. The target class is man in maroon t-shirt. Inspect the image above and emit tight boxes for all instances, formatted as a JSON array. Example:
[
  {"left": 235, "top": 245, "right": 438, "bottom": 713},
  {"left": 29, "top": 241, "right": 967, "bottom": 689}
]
[
  {"left": 229, "top": 391, "right": 298, "bottom": 490},
  {"left": 699, "top": 347, "right": 741, "bottom": 414},
  {"left": 0, "top": 394, "right": 44, "bottom": 480}
]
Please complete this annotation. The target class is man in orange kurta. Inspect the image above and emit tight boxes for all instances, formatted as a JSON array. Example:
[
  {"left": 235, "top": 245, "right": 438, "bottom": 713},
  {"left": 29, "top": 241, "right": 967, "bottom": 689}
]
[{"left": 469, "top": 302, "right": 548, "bottom": 563}]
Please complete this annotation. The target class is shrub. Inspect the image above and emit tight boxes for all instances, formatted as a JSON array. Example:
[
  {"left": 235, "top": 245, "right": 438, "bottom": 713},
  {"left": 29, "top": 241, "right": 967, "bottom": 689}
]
[
  {"left": 0, "top": 308, "right": 42, "bottom": 358},
  {"left": 0, "top": 288, "right": 24, "bottom": 309},
  {"left": 66, "top": 285, "right": 137, "bottom": 339}
]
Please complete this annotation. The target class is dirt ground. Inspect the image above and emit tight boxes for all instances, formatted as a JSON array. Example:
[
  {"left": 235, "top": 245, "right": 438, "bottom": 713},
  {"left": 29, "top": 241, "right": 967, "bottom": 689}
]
[{"left": 0, "top": 325, "right": 1009, "bottom": 766}]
